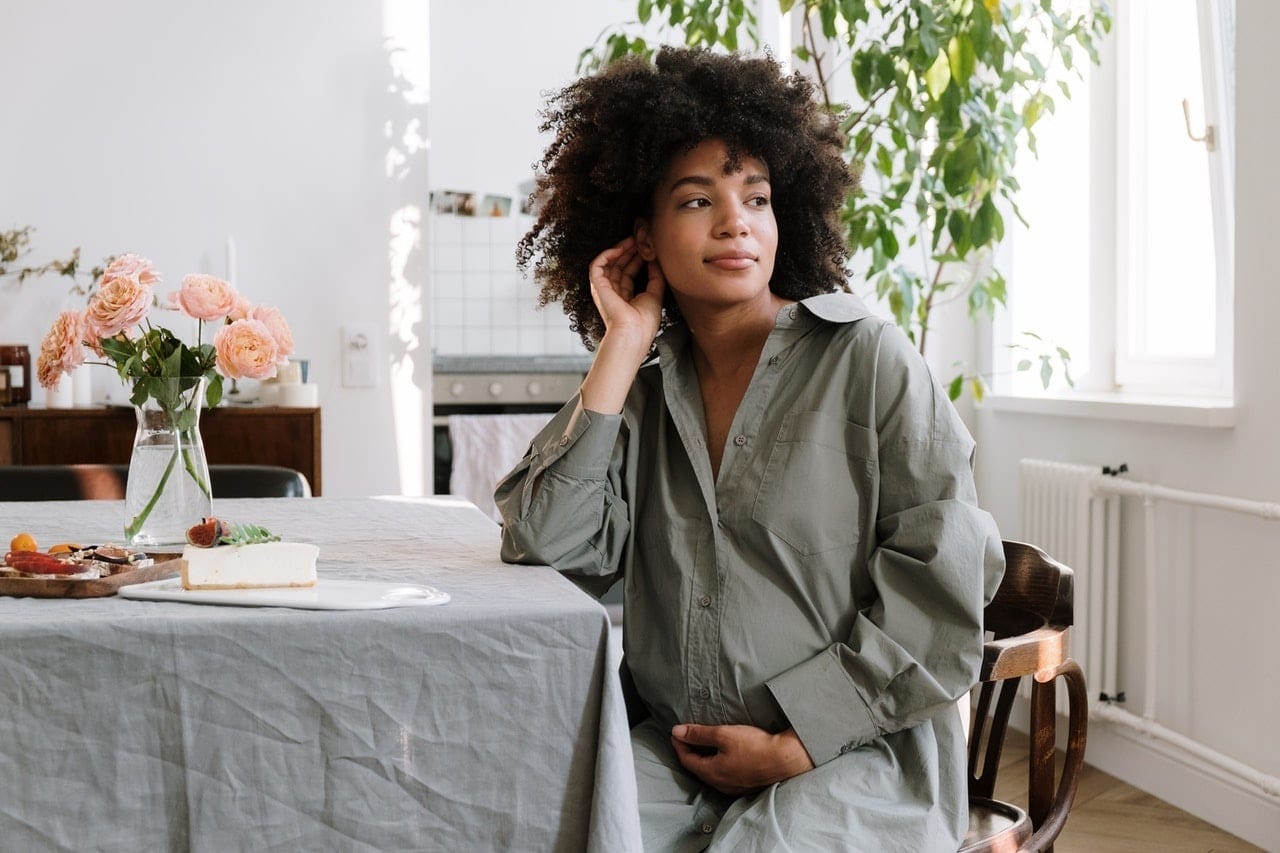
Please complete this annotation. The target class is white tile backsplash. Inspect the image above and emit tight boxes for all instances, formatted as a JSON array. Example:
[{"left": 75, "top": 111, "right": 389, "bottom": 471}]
[{"left": 429, "top": 211, "right": 590, "bottom": 358}]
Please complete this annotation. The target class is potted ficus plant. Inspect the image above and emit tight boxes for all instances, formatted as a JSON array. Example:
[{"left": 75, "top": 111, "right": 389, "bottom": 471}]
[{"left": 580, "top": 0, "right": 1110, "bottom": 399}]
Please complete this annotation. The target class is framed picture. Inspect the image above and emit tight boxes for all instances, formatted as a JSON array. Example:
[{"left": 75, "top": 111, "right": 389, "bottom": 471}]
[
  {"left": 432, "top": 190, "right": 478, "bottom": 216},
  {"left": 480, "top": 194, "right": 512, "bottom": 217}
]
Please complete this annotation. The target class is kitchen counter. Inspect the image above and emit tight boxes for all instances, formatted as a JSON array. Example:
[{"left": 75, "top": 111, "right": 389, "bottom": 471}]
[{"left": 433, "top": 354, "right": 593, "bottom": 374}]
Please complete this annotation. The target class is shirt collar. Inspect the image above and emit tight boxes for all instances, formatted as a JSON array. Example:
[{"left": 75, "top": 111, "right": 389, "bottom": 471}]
[{"left": 654, "top": 290, "right": 876, "bottom": 364}]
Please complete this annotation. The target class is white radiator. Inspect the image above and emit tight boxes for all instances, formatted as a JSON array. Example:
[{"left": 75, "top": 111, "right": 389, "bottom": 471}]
[
  {"left": 1017, "top": 459, "right": 1121, "bottom": 710},
  {"left": 1016, "top": 460, "right": 1280, "bottom": 843}
]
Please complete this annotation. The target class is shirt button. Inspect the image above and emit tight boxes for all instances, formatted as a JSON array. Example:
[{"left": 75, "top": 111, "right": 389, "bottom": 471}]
[
  {"left": 559, "top": 435, "right": 570, "bottom": 446},
  {"left": 700, "top": 823, "right": 715, "bottom": 835},
  {"left": 786, "top": 306, "right": 797, "bottom": 319},
  {"left": 698, "top": 594, "right": 712, "bottom": 607},
  {"left": 768, "top": 355, "right": 780, "bottom": 366},
  {"left": 699, "top": 688, "right": 710, "bottom": 700},
  {"left": 732, "top": 434, "right": 747, "bottom": 446}
]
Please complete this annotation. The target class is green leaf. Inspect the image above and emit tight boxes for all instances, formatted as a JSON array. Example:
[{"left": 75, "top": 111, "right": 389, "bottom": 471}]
[
  {"left": 881, "top": 228, "right": 899, "bottom": 259},
  {"left": 1017, "top": 359, "right": 1033, "bottom": 372},
  {"left": 943, "top": 140, "right": 979, "bottom": 195},
  {"left": 638, "top": 0, "right": 652, "bottom": 22},
  {"left": 948, "top": 374, "right": 964, "bottom": 401},
  {"left": 1039, "top": 355, "right": 1053, "bottom": 388},
  {"left": 947, "top": 33, "right": 976, "bottom": 88},
  {"left": 853, "top": 52, "right": 873, "bottom": 99},
  {"left": 971, "top": 3, "right": 993, "bottom": 55},
  {"left": 129, "top": 382, "right": 149, "bottom": 408},
  {"left": 970, "top": 376, "right": 985, "bottom": 402},
  {"left": 1023, "top": 92, "right": 1049, "bottom": 129},
  {"left": 919, "top": 6, "right": 939, "bottom": 58},
  {"left": 924, "top": 49, "right": 951, "bottom": 100},
  {"left": 875, "top": 145, "right": 894, "bottom": 177},
  {"left": 947, "top": 209, "right": 970, "bottom": 254},
  {"left": 818, "top": 1, "right": 837, "bottom": 38},
  {"left": 205, "top": 373, "right": 223, "bottom": 409},
  {"left": 971, "top": 194, "right": 997, "bottom": 247}
]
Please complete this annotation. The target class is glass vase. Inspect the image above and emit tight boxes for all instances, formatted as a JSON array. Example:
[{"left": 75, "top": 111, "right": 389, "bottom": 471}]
[{"left": 124, "top": 377, "right": 212, "bottom": 546}]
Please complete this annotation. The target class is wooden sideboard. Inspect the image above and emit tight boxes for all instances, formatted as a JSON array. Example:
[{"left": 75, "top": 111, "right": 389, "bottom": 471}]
[{"left": 0, "top": 406, "right": 322, "bottom": 495}]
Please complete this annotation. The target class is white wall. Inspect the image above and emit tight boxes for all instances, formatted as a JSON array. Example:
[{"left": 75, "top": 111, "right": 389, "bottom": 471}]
[
  {"left": 973, "top": 0, "right": 1279, "bottom": 846},
  {"left": 0, "top": 1, "right": 641, "bottom": 496},
  {"left": 0, "top": 0, "right": 430, "bottom": 496}
]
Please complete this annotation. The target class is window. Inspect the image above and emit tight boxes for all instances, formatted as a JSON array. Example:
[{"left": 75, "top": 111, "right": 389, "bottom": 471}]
[{"left": 995, "top": 0, "right": 1235, "bottom": 400}]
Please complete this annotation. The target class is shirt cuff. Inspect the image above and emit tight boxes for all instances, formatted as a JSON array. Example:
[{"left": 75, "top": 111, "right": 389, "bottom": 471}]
[
  {"left": 764, "top": 645, "right": 881, "bottom": 766},
  {"left": 531, "top": 394, "right": 622, "bottom": 481}
]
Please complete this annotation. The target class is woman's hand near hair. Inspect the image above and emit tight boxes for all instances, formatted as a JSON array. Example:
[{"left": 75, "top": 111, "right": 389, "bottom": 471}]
[{"left": 580, "top": 237, "right": 667, "bottom": 414}]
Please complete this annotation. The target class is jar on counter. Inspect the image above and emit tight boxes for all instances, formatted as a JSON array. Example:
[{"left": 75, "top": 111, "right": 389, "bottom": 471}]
[{"left": 0, "top": 345, "right": 31, "bottom": 404}]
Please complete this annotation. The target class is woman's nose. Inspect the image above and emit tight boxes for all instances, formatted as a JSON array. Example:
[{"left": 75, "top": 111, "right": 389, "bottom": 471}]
[{"left": 715, "top": 206, "right": 748, "bottom": 237}]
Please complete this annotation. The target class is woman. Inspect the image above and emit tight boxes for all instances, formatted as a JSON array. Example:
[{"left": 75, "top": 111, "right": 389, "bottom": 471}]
[{"left": 496, "top": 47, "right": 1004, "bottom": 852}]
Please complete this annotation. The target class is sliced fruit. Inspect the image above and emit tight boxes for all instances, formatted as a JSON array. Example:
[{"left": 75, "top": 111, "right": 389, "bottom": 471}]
[
  {"left": 186, "top": 517, "right": 226, "bottom": 548},
  {"left": 48, "top": 543, "right": 82, "bottom": 555},
  {"left": 3, "top": 550, "right": 79, "bottom": 575}
]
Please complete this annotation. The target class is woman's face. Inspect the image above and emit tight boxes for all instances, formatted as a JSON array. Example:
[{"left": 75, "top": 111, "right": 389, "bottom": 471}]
[{"left": 635, "top": 138, "right": 778, "bottom": 314}]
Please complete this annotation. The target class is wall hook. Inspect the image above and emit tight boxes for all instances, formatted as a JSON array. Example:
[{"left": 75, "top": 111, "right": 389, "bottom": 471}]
[{"left": 1181, "top": 98, "right": 1216, "bottom": 152}]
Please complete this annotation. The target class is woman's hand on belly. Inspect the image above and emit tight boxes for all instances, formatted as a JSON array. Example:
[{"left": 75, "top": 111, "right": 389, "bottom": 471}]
[{"left": 670, "top": 723, "right": 815, "bottom": 797}]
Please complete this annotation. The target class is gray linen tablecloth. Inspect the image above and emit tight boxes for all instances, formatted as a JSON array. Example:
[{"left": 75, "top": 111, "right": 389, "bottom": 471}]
[{"left": 0, "top": 497, "right": 641, "bottom": 852}]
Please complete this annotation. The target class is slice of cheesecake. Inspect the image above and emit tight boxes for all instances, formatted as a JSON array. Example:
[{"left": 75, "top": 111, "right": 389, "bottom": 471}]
[
  {"left": 181, "top": 541, "right": 319, "bottom": 590},
  {"left": 180, "top": 518, "right": 318, "bottom": 590}
]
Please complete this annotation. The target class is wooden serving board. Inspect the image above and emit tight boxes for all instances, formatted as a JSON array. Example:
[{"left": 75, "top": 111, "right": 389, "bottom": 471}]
[{"left": 0, "top": 554, "right": 181, "bottom": 599}]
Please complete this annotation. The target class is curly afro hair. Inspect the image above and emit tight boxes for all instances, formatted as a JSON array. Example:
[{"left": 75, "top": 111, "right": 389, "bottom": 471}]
[{"left": 516, "top": 47, "right": 854, "bottom": 349}]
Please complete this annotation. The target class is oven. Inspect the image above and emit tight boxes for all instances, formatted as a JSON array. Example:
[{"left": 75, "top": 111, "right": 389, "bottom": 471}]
[{"left": 431, "top": 356, "right": 590, "bottom": 497}]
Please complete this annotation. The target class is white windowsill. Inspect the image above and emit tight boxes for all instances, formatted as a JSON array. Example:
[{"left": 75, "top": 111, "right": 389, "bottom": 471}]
[{"left": 980, "top": 391, "right": 1236, "bottom": 428}]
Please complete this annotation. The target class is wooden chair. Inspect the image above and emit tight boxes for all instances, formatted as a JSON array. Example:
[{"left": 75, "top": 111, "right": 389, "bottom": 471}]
[
  {"left": 961, "top": 540, "right": 1089, "bottom": 853},
  {"left": 0, "top": 463, "right": 311, "bottom": 500}
]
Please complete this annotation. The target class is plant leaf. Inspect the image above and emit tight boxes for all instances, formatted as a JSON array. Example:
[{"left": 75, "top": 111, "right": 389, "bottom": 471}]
[{"left": 924, "top": 50, "right": 951, "bottom": 100}]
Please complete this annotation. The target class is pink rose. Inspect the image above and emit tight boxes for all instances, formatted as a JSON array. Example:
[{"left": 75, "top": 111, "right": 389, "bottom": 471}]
[
  {"left": 229, "top": 293, "right": 253, "bottom": 321},
  {"left": 250, "top": 304, "right": 294, "bottom": 360},
  {"left": 214, "top": 319, "right": 280, "bottom": 380},
  {"left": 36, "top": 310, "right": 88, "bottom": 390},
  {"left": 177, "top": 274, "right": 238, "bottom": 321},
  {"left": 85, "top": 273, "right": 152, "bottom": 339},
  {"left": 101, "top": 253, "right": 161, "bottom": 287}
]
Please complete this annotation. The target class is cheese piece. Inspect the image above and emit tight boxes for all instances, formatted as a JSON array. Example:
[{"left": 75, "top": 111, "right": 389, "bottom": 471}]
[{"left": 181, "top": 542, "right": 319, "bottom": 590}]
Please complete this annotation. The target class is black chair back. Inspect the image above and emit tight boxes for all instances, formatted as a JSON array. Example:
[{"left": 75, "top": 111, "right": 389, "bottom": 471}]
[{"left": 0, "top": 464, "right": 310, "bottom": 500}]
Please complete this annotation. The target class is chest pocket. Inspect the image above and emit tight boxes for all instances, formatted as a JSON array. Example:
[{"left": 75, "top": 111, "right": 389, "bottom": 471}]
[{"left": 751, "top": 411, "right": 875, "bottom": 556}]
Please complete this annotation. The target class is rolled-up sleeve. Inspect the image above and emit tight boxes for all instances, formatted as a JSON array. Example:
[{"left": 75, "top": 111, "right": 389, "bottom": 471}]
[
  {"left": 495, "top": 392, "right": 632, "bottom": 597},
  {"left": 766, "top": 325, "right": 1004, "bottom": 766}
]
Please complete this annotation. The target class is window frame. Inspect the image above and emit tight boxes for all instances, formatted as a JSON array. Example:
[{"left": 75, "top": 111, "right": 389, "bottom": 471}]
[
  {"left": 1113, "top": 0, "right": 1234, "bottom": 396},
  {"left": 992, "top": 0, "right": 1235, "bottom": 404}
]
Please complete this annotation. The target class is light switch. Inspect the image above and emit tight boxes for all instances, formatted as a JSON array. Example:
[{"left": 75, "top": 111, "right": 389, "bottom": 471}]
[{"left": 341, "top": 324, "right": 378, "bottom": 388}]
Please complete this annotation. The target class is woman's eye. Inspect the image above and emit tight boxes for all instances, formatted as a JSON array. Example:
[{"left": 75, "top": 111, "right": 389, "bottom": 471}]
[
  {"left": 748, "top": 195, "right": 771, "bottom": 207},
  {"left": 679, "top": 198, "right": 711, "bottom": 209}
]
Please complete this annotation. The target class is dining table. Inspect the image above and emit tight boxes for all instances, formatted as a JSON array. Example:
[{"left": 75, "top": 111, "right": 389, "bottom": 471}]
[{"left": 0, "top": 496, "right": 642, "bottom": 852}]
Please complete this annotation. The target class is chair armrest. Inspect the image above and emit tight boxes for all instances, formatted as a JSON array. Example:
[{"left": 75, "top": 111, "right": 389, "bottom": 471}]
[
  {"left": 1023, "top": 658, "right": 1088, "bottom": 852},
  {"left": 981, "top": 626, "right": 1069, "bottom": 682}
]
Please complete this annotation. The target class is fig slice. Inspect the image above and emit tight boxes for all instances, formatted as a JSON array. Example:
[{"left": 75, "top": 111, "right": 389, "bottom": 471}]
[{"left": 186, "top": 517, "right": 227, "bottom": 548}]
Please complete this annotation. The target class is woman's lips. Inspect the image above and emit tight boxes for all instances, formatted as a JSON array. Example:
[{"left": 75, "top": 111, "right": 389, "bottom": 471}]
[{"left": 706, "top": 254, "right": 756, "bottom": 271}]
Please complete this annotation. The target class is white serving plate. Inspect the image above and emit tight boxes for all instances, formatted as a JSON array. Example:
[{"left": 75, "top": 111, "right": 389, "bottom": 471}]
[{"left": 119, "top": 577, "right": 450, "bottom": 610}]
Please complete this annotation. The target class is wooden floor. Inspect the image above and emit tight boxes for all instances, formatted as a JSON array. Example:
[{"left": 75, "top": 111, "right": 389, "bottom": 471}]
[{"left": 994, "top": 729, "right": 1262, "bottom": 852}]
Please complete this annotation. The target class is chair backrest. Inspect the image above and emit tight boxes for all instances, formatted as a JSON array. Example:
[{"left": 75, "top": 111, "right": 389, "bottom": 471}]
[
  {"left": 0, "top": 464, "right": 310, "bottom": 500},
  {"left": 962, "top": 540, "right": 1087, "bottom": 853},
  {"left": 986, "top": 541, "right": 1074, "bottom": 639}
]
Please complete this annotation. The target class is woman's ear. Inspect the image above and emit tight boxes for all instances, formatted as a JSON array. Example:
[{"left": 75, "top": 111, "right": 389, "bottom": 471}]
[{"left": 634, "top": 219, "right": 657, "bottom": 261}]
